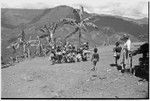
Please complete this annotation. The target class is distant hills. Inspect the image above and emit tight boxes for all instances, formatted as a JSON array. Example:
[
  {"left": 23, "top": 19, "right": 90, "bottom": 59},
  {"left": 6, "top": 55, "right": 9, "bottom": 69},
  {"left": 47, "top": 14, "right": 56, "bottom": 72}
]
[{"left": 1, "top": 5, "right": 148, "bottom": 63}]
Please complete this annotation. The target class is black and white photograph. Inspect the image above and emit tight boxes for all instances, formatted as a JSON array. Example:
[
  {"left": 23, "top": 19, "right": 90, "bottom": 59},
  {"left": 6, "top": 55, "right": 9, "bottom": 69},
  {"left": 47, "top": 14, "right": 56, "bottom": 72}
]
[{"left": 1, "top": 0, "right": 149, "bottom": 99}]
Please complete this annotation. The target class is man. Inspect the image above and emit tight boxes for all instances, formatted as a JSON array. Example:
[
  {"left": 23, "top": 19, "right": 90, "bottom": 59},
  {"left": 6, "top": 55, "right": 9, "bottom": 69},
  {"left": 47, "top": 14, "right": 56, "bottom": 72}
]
[{"left": 122, "top": 34, "right": 132, "bottom": 72}]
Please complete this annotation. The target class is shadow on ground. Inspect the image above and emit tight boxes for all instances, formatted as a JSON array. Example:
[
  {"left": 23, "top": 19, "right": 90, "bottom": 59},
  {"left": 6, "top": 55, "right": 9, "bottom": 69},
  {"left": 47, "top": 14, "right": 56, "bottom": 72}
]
[{"left": 110, "top": 63, "right": 149, "bottom": 81}]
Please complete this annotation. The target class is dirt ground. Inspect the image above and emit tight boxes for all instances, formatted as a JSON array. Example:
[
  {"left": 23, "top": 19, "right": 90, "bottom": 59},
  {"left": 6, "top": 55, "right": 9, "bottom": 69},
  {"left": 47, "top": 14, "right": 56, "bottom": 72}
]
[{"left": 1, "top": 45, "right": 148, "bottom": 98}]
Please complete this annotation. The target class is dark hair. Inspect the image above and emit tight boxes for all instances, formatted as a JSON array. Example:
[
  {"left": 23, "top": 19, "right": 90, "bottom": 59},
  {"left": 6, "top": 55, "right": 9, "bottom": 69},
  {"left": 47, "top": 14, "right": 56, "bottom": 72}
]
[
  {"left": 115, "top": 42, "right": 119, "bottom": 46},
  {"left": 94, "top": 48, "right": 98, "bottom": 53}
]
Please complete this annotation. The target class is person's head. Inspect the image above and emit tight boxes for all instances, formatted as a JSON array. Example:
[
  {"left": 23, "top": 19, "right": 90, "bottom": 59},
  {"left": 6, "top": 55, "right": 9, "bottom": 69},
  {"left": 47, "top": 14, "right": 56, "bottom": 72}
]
[
  {"left": 123, "top": 34, "right": 129, "bottom": 40},
  {"left": 94, "top": 47, "right": 98, "bottom": 53},
  {"left": 115, "top": 41, "right": 120, "bottom": 46}
]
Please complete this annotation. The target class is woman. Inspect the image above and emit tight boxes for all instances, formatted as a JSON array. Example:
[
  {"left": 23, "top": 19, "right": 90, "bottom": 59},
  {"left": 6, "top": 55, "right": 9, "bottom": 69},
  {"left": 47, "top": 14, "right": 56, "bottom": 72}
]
[{"left": 113, "top": 42, "right": 122, "bottom": 65}]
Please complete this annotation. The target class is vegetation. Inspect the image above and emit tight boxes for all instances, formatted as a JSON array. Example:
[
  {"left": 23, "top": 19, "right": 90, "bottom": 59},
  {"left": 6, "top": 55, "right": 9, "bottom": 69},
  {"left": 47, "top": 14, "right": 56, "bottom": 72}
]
[{"left": 59, "top": 6, "right": 98, "bottom": 46}]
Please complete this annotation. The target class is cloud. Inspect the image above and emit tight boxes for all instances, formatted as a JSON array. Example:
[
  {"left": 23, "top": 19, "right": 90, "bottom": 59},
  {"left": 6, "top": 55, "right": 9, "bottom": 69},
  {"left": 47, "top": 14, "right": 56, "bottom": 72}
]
[
  {"left": 22, "top": 2, "right": 50, "bottom": 9},
  {"left": 1, "top": 0, "right": 148, "bottom": 19},
  {"left": 89, "top": 1, "right": 148, "bottom": 19}
]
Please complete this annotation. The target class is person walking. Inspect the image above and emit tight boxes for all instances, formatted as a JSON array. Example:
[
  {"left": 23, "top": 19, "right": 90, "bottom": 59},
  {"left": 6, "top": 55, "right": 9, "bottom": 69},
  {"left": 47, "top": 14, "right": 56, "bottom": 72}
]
[{"left": 91, "top": 47, "right": 99, "bottom": 71}]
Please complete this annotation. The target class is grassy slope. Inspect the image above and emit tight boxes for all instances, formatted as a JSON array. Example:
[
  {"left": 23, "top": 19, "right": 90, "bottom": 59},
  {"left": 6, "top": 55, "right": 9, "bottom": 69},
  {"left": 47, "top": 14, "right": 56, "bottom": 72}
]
[{"left": 2, "top": 44, "right": 148, "bottom": 98}]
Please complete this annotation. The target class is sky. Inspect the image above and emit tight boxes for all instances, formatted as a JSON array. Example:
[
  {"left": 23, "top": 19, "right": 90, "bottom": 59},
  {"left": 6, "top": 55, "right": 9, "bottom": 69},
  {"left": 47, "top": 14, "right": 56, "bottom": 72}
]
[{"left": 1, "top": 0, "right": 149, "bottom": 19}]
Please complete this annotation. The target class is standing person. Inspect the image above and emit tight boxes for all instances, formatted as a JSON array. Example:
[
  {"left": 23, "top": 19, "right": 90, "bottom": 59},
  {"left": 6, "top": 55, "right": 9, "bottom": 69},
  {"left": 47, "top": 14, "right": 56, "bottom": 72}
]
[
  {"left": 91, "top": 47, "right": 99, "bottom": 71},
  {"left": 113, "top": 42, "right": 122, "bottom": 65},
  {"left": 122, "top": 34, "right": 132, "bottom": 72}
]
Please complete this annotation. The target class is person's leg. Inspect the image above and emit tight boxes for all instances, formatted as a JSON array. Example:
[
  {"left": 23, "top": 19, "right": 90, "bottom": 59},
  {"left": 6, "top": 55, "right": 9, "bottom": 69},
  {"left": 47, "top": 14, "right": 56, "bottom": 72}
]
[
  {"left": 115, "top": 56, "right": 119, "bottom": 65},
  {"left": 117, "top": 54, "right": 121, "bottom": 66},
  {"left": 126, "top": 50, "right": 131, "bottom": 73},
  {"left": 92, "top": 61, "right": 96, "bottom": 71},
  {"left": 94, "top": 62, "right": 97, "bottom": 71},
  {"left": 125, "top": 49, "right": 129, "bottom": 65},
  {"left": 129, "top": 52, "right": 132, "bottom": 73},
  {"left": 114, "top": 57, "right": 116, "bottom": 64},
  {"left": 122, "top": 50, "right": 126, "bottom": 70}
]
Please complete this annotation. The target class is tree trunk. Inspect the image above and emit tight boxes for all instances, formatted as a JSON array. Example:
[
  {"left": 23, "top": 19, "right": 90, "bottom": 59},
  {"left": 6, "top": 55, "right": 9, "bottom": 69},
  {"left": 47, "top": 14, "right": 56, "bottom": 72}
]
[
  {"left": 50, "top": 32, "right": 54, "bottom": 45},
  {"left": 79, "top": 29, "right": 81, "bottom": 47},
  {"left": 39, "top": 44, "right": 44, "bottom": 56},
  {"left": 45, "top": 25, "right": 53, "bottom": 45},
  {"left": 23, "top": 44, "right": 26, "bottom": 57},
  {"left": 27, "top": 47, "right": 30, "bottom": 58},
  {"left": 54, "top": 38, "right": 56, "bottom": 49}
]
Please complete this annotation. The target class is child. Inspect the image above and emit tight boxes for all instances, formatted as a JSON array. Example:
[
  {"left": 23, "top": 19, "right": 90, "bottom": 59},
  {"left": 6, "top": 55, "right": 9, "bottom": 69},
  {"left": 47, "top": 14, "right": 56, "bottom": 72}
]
[
  {"left": 76, "top": 48, "right": 82, "bottom": 62},
  {"left": 113, "top": 42, "right": 122, "bottom": 65},
  {"left": 91, "top": 47, "right": 99, "bottom": 71}
]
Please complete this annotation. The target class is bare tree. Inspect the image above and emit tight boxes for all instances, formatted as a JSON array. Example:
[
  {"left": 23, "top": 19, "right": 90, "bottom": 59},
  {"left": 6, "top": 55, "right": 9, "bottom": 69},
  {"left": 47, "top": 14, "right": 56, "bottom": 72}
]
[
  {"left": 7, "top": 41, "right": 19, "bottom": 53},
  {"left": 38, "top": 22, "right": 60, "bottom": 47},
  {"left": 17, "top": 30, "right": 27, "bottom": 56},
  {"left": 27, "top": 36, "right": 43, "bottom": 57},
  {"left": 59, "top": 6, "right": 98, "bottom": 46}
]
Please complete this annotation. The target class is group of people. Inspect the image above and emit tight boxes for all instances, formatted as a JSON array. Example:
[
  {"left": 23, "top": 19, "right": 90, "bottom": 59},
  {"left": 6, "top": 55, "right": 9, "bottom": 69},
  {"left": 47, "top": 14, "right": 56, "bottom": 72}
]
[
  {"left": 49, "top": 42, "right": 90, "bottom": 65},
  {"left": 86, "top": 34, "right": 148, "bottom": 80},
  {"left": 89, "top": 34, "right": 132, "bottom": 72},
  {"left": 48, "top": 34, "right": 133, "bottom": 73},
  {"left": 48, "top": 41, "right": 100, "bottom": 72},
  {"left": 113, "top": 34, "right": 132, "bottom": 72}
]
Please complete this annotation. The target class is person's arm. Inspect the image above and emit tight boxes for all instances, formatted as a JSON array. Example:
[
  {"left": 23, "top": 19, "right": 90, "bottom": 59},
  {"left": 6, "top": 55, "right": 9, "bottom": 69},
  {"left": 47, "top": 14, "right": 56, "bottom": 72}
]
[
  {"left": 113, "top": 47, "right": 115, "bottom": 52},
  {"left": 97, "top": 54, "right": 99, "bottom": 61}
]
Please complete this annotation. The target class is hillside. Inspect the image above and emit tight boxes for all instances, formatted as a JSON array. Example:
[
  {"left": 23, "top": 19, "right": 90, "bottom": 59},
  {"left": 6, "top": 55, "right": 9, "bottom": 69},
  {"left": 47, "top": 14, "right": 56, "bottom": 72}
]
[
  {"left": 1, "top": 8, "right": 44, "bottom": 28},
  {"left": 1, "top": 5, "right": 148, "bottom": 64}
]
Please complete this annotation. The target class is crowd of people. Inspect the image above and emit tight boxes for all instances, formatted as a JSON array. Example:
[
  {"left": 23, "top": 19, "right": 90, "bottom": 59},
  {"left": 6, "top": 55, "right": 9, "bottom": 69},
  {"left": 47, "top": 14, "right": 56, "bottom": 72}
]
[{"left": 49, "top": 42, "right": 91, "bottom": 65}]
